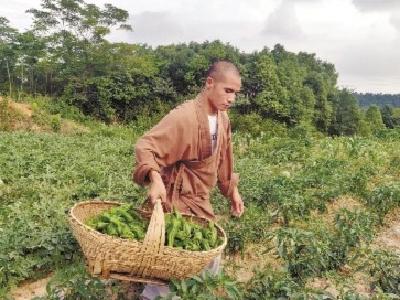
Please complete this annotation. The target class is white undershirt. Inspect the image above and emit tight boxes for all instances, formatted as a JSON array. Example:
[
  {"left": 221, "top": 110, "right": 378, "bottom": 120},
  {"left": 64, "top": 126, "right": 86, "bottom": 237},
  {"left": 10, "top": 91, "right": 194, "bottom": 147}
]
[{"left": 208, "top": 115, "right": 218, "bottom": 153}]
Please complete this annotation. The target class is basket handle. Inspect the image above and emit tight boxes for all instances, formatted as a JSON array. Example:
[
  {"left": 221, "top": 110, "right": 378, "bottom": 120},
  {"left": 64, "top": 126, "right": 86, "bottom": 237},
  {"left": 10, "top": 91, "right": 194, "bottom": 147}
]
[{"left": 142, "top": 199, "right": 165, "bottom": 254}]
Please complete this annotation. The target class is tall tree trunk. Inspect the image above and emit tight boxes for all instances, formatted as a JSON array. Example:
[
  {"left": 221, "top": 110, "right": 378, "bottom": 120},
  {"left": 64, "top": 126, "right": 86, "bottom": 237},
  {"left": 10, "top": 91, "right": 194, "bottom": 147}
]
[
  {"left": 30, "top": 67, "right": 34, "bottom": 95},
  {"left": 50, "top": 72, "right": 53, "bottom": 97},
  {"left": 18, "top": 64, "right": 24, "bottom": 101},
  {"left": 6, "top": 60, "right": 12, "bottom": 97},
  {"left": 45, "top": 72, "right": 47, "bottom": 95}
]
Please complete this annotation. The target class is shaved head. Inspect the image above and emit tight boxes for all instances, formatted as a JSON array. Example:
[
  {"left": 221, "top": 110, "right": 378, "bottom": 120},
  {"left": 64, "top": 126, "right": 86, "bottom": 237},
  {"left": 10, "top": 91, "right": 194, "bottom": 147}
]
[
  {"left": 205, "top": 61, "right": 240, "bottom": 83},
  {"left": 202, "top": 60, "right": 241, "bottom": 115}
]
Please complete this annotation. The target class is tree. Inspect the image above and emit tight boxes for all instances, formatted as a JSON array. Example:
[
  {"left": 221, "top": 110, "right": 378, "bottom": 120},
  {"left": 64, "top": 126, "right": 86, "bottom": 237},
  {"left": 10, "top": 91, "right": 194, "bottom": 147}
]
[
  {"left": 329, "top": 89, "right": 360, "bottom": 136},
  {"left": 365, "top": 105, "right": 384, "bottom": 132},
  {"left": 14, "top": 30, "right": 46, "bottom": 97},
  {"left": 26, "top": 0, "right": 132, "bottom": 93},
  {"left": 0, "top": 17, "right": 18, "bottom": 96},
  {"left": 155, "top": 40, "right": 241, "bottom": 96},
  {"left": 380, "top": 105, "right": 394, "bottom": 129},
  {"left": 393, "top": 108, "right": 400, "bottom": 127},
  {"left": 252, "top": 53, "right": 290, "bottom": 122},
  {"left": 304, "top": 72, "right": 333, "bottom": 132}
]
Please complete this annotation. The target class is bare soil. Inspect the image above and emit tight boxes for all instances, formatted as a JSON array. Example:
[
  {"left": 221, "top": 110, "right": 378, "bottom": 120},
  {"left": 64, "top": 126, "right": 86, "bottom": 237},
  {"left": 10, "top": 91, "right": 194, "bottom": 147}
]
[
  {"left": 10, "top": 274, "right": 52, "bottom": 300},
  {"left": 373, "top": 207, "right": 400, "bottom": 252},
  {"left": 0, "top": 97, "right": 89, "bottom": 134}
]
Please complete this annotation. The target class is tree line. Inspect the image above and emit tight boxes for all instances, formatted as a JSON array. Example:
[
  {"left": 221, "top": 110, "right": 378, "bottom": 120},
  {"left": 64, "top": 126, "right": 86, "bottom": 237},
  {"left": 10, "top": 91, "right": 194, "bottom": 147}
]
[
  {"left": 355, "top": 93, "right": 400, "bottom": 108},
  {"left": 1, "top": 0, "right": 398, "bottom": 135}
]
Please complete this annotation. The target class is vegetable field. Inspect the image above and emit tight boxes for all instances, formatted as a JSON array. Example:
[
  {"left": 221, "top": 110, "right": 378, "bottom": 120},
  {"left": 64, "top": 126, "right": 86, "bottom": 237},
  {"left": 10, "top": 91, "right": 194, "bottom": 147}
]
[{"left": 1, "top": 114, "right": 400, "bottom": 299}]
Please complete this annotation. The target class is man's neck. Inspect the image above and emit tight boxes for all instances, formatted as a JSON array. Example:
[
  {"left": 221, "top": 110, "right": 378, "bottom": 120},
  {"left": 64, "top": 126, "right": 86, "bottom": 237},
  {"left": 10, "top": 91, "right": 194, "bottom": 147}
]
[{"left": 199, "top": 92, "right": 217, "bottom": 116}]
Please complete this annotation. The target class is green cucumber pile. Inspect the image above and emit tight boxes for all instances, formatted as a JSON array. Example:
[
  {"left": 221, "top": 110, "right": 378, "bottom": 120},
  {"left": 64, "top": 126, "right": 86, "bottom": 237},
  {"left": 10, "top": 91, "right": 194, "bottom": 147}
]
[
  {"left": 165, "top": 209, "right": 223, "bottom": 251},
  {"left": 85, "top": 204, "right": 148, "bottom": 240},
  {"left": 85, "top": 205, "right": 223, "bottom": 250}
]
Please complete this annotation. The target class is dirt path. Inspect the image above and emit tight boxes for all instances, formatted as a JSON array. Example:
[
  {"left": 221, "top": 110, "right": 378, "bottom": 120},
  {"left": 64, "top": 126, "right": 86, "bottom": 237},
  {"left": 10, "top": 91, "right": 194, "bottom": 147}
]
[
  {"left": 10, "top": 274, "right": 52, "bottom": 300},
  {"left": 0, "top": 97, "right": 33, "bottom": 117},
  {"left": 373, "top": 207, "right": 400, "bottom": 252},
  {"left": 0, "top": 97, "right": 89, "bottom": 134}
]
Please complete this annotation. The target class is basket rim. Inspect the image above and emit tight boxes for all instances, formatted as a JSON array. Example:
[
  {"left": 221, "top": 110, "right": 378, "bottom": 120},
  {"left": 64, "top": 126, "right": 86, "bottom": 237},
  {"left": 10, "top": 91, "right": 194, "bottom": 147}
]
[{"left": 69, "top": 200, "right": 228, "bottom": 253}]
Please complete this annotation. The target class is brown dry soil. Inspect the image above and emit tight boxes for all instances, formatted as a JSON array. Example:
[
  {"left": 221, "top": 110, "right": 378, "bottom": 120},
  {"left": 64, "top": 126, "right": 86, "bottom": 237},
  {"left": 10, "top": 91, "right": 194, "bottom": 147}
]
[
  {"left": 0, "top": 97, "right": 89, "bottom": 134},
  {"left": 373, "top": 207, "right": 400, "bottom": 253},
  {"left": 10, "top": 275, "right": 52, "bottom": 300}
]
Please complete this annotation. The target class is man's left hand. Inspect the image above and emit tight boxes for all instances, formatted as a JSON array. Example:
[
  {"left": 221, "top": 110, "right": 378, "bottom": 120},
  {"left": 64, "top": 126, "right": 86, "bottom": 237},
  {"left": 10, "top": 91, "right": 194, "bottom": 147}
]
[{"left": 230, "top": 187, "right": 245, "bottom": 217}]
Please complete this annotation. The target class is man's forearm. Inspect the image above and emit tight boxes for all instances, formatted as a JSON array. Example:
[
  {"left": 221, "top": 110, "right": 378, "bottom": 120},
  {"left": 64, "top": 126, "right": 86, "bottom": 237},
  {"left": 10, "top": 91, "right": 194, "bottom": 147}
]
[{"left": 148, "top": 170, "right": 167, "bottom": 203}]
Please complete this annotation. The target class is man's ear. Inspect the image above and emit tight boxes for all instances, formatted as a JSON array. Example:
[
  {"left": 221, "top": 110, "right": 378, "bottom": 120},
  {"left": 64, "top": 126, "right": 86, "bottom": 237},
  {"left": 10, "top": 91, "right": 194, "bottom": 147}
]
[{"left": 206, "top": 76, "right": 214, "bottom": 89}]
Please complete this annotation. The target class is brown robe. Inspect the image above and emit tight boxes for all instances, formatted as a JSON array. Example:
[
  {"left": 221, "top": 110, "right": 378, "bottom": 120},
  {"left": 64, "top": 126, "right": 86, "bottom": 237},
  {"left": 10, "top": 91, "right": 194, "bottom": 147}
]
[{"left": 133, "top": 95, "right": 239, "bottom": 219}]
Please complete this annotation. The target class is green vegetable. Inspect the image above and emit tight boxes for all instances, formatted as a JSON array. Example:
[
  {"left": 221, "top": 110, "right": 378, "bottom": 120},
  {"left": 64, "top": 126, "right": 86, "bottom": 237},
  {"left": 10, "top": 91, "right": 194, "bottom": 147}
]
[
  {"left": 164, "top": 208, "right": 223, "bottom": 251},
  {"left": 85, "top": 204, "right": 148, "bottom": 241}
]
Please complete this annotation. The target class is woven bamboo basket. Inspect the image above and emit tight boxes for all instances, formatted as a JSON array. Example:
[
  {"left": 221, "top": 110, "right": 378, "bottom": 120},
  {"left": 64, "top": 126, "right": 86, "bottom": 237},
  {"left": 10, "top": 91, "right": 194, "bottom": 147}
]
[{"left": 68, "top": 199, "right": 227, "bottom": 284}]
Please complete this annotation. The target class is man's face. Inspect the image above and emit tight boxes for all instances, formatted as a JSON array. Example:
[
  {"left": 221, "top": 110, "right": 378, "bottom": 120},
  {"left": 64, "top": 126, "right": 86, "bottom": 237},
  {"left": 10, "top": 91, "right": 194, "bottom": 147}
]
[{"left": 206, "top": 71, "right": 241, "bottom": 112}]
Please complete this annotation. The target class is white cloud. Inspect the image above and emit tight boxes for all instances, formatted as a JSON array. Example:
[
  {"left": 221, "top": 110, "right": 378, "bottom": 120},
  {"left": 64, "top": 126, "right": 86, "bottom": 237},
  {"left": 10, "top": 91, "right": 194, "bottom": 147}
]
[
  {"left": 130, "top": 11, "right": 184, "bottom": 44},
  {"left": 1, "top": 0, "right": 41, "bottom": 30},
  {"left": 262, "top": 0, "right": 303, "bottom": 39},
  {"left": 352, "top": 0, "right": 400, "bottom": 12},
  {"left": 390, "top": 11, "right": 400, "bottom": 31},
  {"left": 352, "top": 0, "right": 400, "bottom": 34}
]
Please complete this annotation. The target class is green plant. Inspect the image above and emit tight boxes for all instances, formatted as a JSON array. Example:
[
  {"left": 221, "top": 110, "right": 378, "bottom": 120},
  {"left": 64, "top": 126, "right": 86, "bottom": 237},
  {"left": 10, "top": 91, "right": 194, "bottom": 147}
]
[
  {"left": 275, "top": 222, "right": 354, "bottom": 280},
  {"left": 348, "top": 165, "right": 377, "bottom": 197},
  {"left": 365, "top": 184, "right": 400, "bottom": 222},
  {"left": 86, "top": 204, "right": 148, "bottom": 240},
  {"left": 334, "top": 208, "right": 378, "bottom": 247},
  {"left": 164, "top": 209, "right": 223, "bottom": 251},
  {"left": 0, "top": 97, "right": 11, "bottom": 131},
  {"left": 50, "top": 114, "right": 62, "bottom": 132},
  {"left": 158, "top": 271, "right": 242, "bottom": 300},
  {"left": 276, "top": 227, "right": 332, "bottom": 279},
  {"left": 32, "top": 263, "right": 118, "bottom": 300},
  {"left": 370, "top": 290, "right": 400, "bottom": 300},
  {"left": 245, "top": 269, "right": 335, "bottom": 300},
  {"left": 245, "top": 269, "right": 300, "bottom": 299},
  {"left": 340, "top": 290, "right": 367, "bottom": 300},
  {"left": 224, "top": 204, "right": 272, "bottom": 256},
  {"left": 369, "top": 250, "right": 400, "bottom": 295},
  {"left": 0, "top": 130, "right": 143, "bottom": 291},
  {"left": 261, "top": 176, "right": 309, "bottom": 225}
]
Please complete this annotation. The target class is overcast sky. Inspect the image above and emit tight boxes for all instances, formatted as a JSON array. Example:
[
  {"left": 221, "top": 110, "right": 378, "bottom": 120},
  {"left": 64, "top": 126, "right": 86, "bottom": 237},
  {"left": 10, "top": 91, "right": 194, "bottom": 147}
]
[{"left": 3, "top": 0, "right": 400, "bottom": 93}]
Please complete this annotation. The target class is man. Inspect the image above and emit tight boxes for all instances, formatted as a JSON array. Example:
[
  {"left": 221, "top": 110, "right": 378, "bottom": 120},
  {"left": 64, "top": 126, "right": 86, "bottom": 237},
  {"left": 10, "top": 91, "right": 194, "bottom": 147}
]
[{"left": 133, "top": 60, "right": 244, "bottom": 299}]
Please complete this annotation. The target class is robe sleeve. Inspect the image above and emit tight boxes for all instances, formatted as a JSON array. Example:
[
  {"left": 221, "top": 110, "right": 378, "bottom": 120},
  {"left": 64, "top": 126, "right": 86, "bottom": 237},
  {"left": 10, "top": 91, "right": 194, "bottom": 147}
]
[
  {"left": 217, "top": 117, "right": 239, "bottom": 198},
  {"left": 133, "top": 107, "right": 192, "bottom": 186}
]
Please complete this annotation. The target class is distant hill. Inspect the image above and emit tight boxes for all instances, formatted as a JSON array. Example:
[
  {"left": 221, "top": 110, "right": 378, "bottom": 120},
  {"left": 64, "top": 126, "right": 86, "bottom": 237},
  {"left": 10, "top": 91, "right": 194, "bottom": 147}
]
[{"left": 354, "top": 93, "right": 400, "bottom": 107}]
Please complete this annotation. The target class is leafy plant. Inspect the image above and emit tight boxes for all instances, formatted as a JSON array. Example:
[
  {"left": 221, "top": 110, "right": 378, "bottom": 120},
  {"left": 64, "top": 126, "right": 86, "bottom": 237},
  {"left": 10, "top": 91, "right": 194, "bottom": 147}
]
[
  {"left": 32, "top": 263, "right": 117, "bottom": 300},
  {"left": 369, "top": 250, "right": 400, "bottom": 295},
  {"left": 223, "top": 203, "right": 272, "bottom": 256},
  {"left": 0, "top": 97, "right": 11, "bottom": 131},
  {"left": 365, "top": 184, "right": 400, "bottom": 221},
  {"left": 276, "top": 227, "right": 335, "bottom": 279},
  {"left": 164, "top": 209, "right": 223, "bottom": 250},
  {"left": 245, "top": 269, "right": 335, "bottom": 300},
  {"left": 158, "top": 271, "right": 242, "bottom": 300},
  {"left": 245, "top": 269, "right": 300, "bottom": 299},
  {"left": 334, "top": 208, "right": 378, "bottom": 247},
  {"left": 86, "top": 204, "right": 148, "bottom": 240}
]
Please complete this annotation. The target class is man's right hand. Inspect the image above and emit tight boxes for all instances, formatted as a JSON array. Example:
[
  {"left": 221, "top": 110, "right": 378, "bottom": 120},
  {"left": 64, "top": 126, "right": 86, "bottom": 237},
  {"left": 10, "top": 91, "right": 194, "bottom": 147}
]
[{"left": 148, "top": 170, "right": 167, "bottom": 205}]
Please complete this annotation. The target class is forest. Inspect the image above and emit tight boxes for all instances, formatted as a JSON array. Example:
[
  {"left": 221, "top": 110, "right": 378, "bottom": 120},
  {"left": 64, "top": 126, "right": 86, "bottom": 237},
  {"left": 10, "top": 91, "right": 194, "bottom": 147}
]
[{"left": 355, "top": 93, "right": 400, "bottom": 108}]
